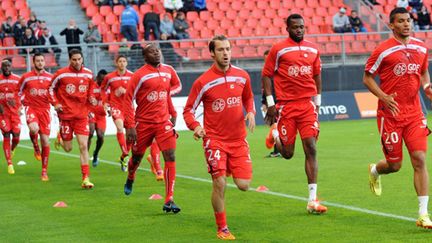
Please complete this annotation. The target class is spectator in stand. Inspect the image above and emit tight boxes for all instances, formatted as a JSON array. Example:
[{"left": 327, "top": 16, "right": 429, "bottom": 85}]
[
  {"left": 174, "top": 12, "right": 190, "bottom": 39},
  {"left": 332, "top": 7, "right": 352, "bottom": 33},
  {"left": 0, "top": 25, "right": 4, "bottom": 40},
  {"left": 194, "top": 0, "right": 207, "bottom": 12},
  {"left": 159, "top": 33, "right": 189, "bottom": 67},
  {"left": 409, "top": 0, "right": 423, "bottom": 12},
  {"left": 164, "top": 0, "right": 184, "bottom": 14},
  {"left": 365, "top": 0, "right": 380, "bottom": 5},
  {"left": 349, "top": 10, "right": 367, "bottom": 32},
  {"left": 34, "top": 21, "right": 47, "bottom": 40},
  {"left": 13, "top": 17, "right": 27, "bottom": 46},
  {"left": 27, "top": 12, "right": 39, "bottom": 31},
  {"left": 2, "top": 17, "right": 14, "bottom": 37},
  {"left": 118, "top": 37, "right": 131, "bottom": 53},
  {"left": 397, "top": 0, "right": 409, "bottom": 9},
  {"left": 60, "top": 19, "right": 84, "bottom": 52},
  {"left": 143, "top": 7, "right": 161, "bottom": 40},
  {"left": 120, "top": 2, "right": 139, "bottom": 42},
  {"left": 84, "top": 21, "right": 102, "bottom": 44},
  {"left": 39, "top": 28, "right": 62, "bottom": 64},
  {"left": 160, "top": 13, "right": 176, "bottom": 39},
  {"left": 417, "top": 5, "right": 431, "bottom": 30},
  {"left": 20, "top": 27, "right": 39, "bottom": 54}
]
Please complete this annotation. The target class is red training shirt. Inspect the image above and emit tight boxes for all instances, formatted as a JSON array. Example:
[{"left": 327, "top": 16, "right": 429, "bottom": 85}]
[
  {"left": 0, "top": 73, "right": 21, "bottom": 115},
  {"left": 101, "top": 70, "right": 134, "bottom": 109},
  {"left": 18, "top": 70, "right": 53, "bottom": 110}
]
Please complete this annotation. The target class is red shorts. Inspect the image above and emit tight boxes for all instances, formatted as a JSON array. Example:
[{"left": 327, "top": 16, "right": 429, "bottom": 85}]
[
  {"left": 0, "top": 111, "right": 21, "bottom": 134},
  {"left": 59, "top": 118, "right": 90, "bottom": 141},
  {"left": 132, "top": 120, "right": 176, "bottom": 155},
  {"left": 25, "top": 106, "right": 51, "bottom": 135},
  {"left": 203, "top": 138, "right": 252, "bottom": 180},
  {"left": 89, "top": 112, "right": 107, "bottom": 132},
  {"left": 378, "top": 115, "right": 429, "bottom": 163},
  {"left": 110, "top": 106, "right": 125, "bottom": 121},
  {"left": 277, "top": 100, "right": 319, "bottom": 145}
]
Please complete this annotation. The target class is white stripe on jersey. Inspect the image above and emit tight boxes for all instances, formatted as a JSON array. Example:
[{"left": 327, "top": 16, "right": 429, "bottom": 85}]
[
  {"left": 19, "top": 76, "right": 51, "bottom": 95},
  {"left": 190, "top": 76, "right": 247, "bottom": 113},
  {"left": 275, "top": 46, "right": 318, "bottom": 71},
  {"left": 132, "top": 72, "right": 172, "bottom": 100}
]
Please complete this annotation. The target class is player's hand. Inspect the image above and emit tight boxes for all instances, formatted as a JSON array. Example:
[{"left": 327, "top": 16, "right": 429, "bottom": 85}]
[
  {"left": 380, "top": 93, "right": 399, "bottom": 116},
  {"left": 193, "top": 125, "right": 206, "bottom": 140},
  {"left": 126, "top": 128, "right": 137, "bottom": 142},
  {"left": 264, "top": 105, "right": 278, "bottom": 125},
  {"left": 170, "top": 116, "right": 177, "bottom": 126},
  {"left": 54, "top": 104, "right": 63, "bottom": 112},
  {"left": 424, "top": 83, "right": 432, "bottom": 100},
  {"left": 261, "top": 104, "right": 268, "bottom": 113},
  {"left": 7, "top": 99, "right": 16, "bottom": 107},
  {"left": 89, "top": 97, "right": 98, "bottom": 106},
  {"left": 245, "top": 112, "right": 255, "bottom": 133},
  {"left": 103, "top": 103, "right": 110, "bottom": 111},
  {"left": 0, "top": 104, "right": 4, "bottom": 114},
  {"left": 115, "top": 87, "right": 126, "bottom": 97}
]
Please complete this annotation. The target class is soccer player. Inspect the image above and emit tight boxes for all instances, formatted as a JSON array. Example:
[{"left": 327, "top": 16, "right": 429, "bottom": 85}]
[
  {"left": 18, "top": 53, "right": 53, "bottom": 181},
  {"left": 364, "top": 7, "right": 432, "bottom": 228},
  {"left": 0, "top": 58, "right": 21, "bottom": 175},
  {"left": 88, "top": 69, "right": 108, "bottom": 167},
  {"left": 49, "top": 49, "right": 96, "bottom": 189},
  {"left": 123, "top": 44, "right": 182, "bottom": 213},
  {"left": 101, "top": 55, "right": 134, "bottom": 172},
  {"left": 262, "top": 14, "right": 327, "bottom": 214},
  {"left": 183, "top": 35, "right": 256, "bottom": 240}
]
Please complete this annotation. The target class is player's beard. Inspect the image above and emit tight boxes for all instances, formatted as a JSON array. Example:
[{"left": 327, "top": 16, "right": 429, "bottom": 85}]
[{"left": 290, "top": 32, "right": 303, "bottom": 43}]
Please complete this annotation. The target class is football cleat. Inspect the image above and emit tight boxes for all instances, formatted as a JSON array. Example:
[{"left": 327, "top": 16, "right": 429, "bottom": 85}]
[
  {"left": 54, "top": 132, "right": 62, "bottom": 151},
  {"left": 146, "top": 154, "right": 157, "bottom": 175},
  {"left": 92, "top": 155, "right": 99, "bottom": 167},
  {"left": 81, "top": 177, "right": 94, "bottom": 189},
  {"left": 416, "top": 214, "right": 432, "bottom": 229},
  {"left": 119, "top": 155, "right": 128, "bottom": 172},
  {"left": 41, "top": 172, "right": 49, "bottom": 182},
  {"left": 217, "top": 228, "right": 236, "bottom": 240},
  {"left": 156, "top": 170, "right": 164, "bottom": 181},
  {"left": 34, "top": 150, "right": 42, "bottom": 161},
  {"left": 163, "top": 200, "right": 181, "bottom": 214},
  {"left": 265, "top": 124, "right": 277, "bottom": 149},
  {"left": 307, "top": 200, "right": 327, "bottom": 214},
  {"left": 368, "top": 164, "right": 382, "bottom": 196},
  {"left": 124, "top": 178, "right": 134, "bottom": 195},
  {"left": 7, "top": 164, "right": 15, "bottom": 175}
]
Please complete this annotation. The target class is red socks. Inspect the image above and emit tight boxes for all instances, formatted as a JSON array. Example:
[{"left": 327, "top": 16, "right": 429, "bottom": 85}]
[
  {"left": 116, "top": 132, "right": 128, "bottom": 156},
  {"left": 164, "top": 161, "right": 176, "bottom": 203},
  {"left": 150, "top": 141, "right": 162, "bottom": 172},
  {"left": 127, "top": 157, "right": 140, "bottom": 180},
  {"left": 42, "top": 146, "right": 50, "bottom": 170},
  {"left": 30, "top": 133, "right": 39, "bottom": 151},
  {"left": 81, "top": 164, "right": 89, "bottom": 179},
  {"left": 214, "top": 211, "right": 227, "bottom": 231},
  {"left": 3, "top": 137, "right": 11, "bottom": 165}
]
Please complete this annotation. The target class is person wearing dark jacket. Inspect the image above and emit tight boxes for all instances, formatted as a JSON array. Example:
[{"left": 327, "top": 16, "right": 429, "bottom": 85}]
[
  {"left": 143, "top": 9, "right": 161, "bottom": 40},
  {"left": 20, "top": 27, "right": 39, "bottom": 54},
  {"left": 417, "top": 5, "right": 431, "bottom": 30},
  {"left": 40, "top": 28, "right": 62, "bottom": 64},
  {"left": 60, "top": 19, "right": 84, "bottom": 52}
]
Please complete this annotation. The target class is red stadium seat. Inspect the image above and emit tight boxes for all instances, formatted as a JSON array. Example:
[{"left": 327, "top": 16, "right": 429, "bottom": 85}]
[
  {"left": 320, "top": 0, "right": 332, "bottom": 7},
  {"left": 268, "top": 27, "right": 281, "bottom": 36},
  {"left": 251, "top": 9, "right": 263, "bottom": 19},
  {"left": 199, "top": 11, "right": 211, "bottom": 21},
  {"left": 232, "top": 1, "right": 242, "bottom": 11},
  {"left": 355, "top": 34, "right": 369, "bottom": 41},
  {"left": 228, "top": 28, "right": 240, "bottom": 37},
  {"left": 3, "top": 37, "right": 15, "bottom": 46},
  {"left": 80, "top": 0, "right": 92, "bottom": 9},
  {"left": 264, "top": 9, "right": 277, "bottom": 19},
  {"left": 179, "top": 41, "right": 193, "bottom": 48},
  {"left": 98, "top": 22, "right": 109, "bottom": 34},
  {"left": 259, "top": 18, "right": 272, "bottom": 28},
  {"left": 235, "top": 39, "right": 249, "bottom": 46},
  {"left": 282, "top": 0, "right": 294, "bottom": 8},
  {"left": 244, "top": 1, "right": 255, "bottom": 10},
  {"left": 257, "top": 1, "right": 267, "bottom": 10},
  {"left": 187, "top": 48, "right": 202, "bottom": 60},
  {"left": 316, "top": 36, "right": 329, "bottom": 43},
  {"left": 12, "top": 56, "right": 26, "bottom": 69},
  {"left": 19, "top": 8, "right": 31, "bottom": 19},
  {"left": 44, "top": 53, "right": 58, "bottom": 67},
  {"left": 5, "top": 8, "right": 16, "bottom": 18},
  {"left": 238, "top": 9, "right": 249, "bottom": 19},
  {"left": 104, "top": 32, "right": 116, "bottom": 43},
  {"left": 270, "top": 1, "right": 281, "bottom": 9},
  {"left": 218, "top": 2, "right": 230, "bottom": 11},
  {"left": 15, "top": 0, "right": 27, "bottom": 9},
  {"left": 241, "top": 28, "right": 253, "bottom": 36},
  {"left": 294, "top": 0, "right": 304, "bottom": 8},
  {"left": 92, "top": 14, "right": 104, "bottom": 26},
  {"left": 200, "top": 28, "right": 214, "bottom": 38},
  {"left": 365, "top": 41, "right": 378, "bottom": 52},
  {"left": 187, "top": 12, "right": 199, "bottom": 22},
  {"left": 140, "top": 4, "right": 152, "bottom": 14},
  {"left": 273, "top": 18, "right": 285, "bottom": 28},
  {"left": 105, "top": 13, "right": 118, "bottom": 25},
  {"left": 86, "top": 4, "right": 98, "bottom": 17},
  {"left": 315, "top": 7, "right": 328, "bottom": 17},
  {"left": 207, "top": 19, "right": 219, "bottom": 30},
  {"left": 111, "top": 23, "right": 120, "bottom": 34},
  {"left": 243, "top": 46, "right": 257, "bottom": 57},
  {"left": 206, "top": 1, "right": 217, "bottom": 10},
  {"left": 220, "top": 19, "right": 232, "bottom": 29},
  {"left": 308, "top": 25, "right": 320, "bottom": 34},
  {"left": 278, "top": 9, "right": 289, "bottom": 18},
  {"left": 213, "top": 9, "right": 225, "bottom": 19},
  {"left": 245, "top": 18, "right": 258, "bottom": 29},
  {"left": 306, "top": 0, "right": 319, "bottom": 7},
  {"left": 193, "top": 19, "right": 205, "bottom": 30},
  {"left": 329, "top": 35, "right": 342, "bottom": 42},
  {"left": 113, "top": 5, "right": 125, "bottom": 16},
  {"left": 350, "top": 42, "right": 365, "bottom": 53},
  {"left": 1, "top": 1, "right": 13, "bottom": 9},
  {"left": 312, "top": 16, "right": 323, "bottom": 26},
  {"left": 255, "top": 26, "right": 266, "bottom": 36},
  {"left": 324, "top": 43, "right": 341, "bottom": 54},
  {"left": 303, "top": 8, "right": 314, "bottom": 18},
  {"left": 100, "top": 6, "right": 112, "bottom": 16},
  {"left": 257, "top": 45, "right": 271, "bottom": 57},
  {"left": 108, "top": 44, "right": 119, "bottom": 53},
  {"left": 231, "top": 46, "right": 243, "bottom": 58}
]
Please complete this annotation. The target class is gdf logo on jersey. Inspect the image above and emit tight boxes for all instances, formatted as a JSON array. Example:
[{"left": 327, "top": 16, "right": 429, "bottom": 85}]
[
  {"left": 393, "top": 63, "right": 407, "bottom": 76},
  {"left": 66, "top": 84, "right": 76, "bottom": 94},
  {"left": 288, "top": 65, "right": 312, "bottom": 77},
  {"left": 212, "top": 98, "right": 225, "bottom": 112},
  {"left": 147, "top": 91, "right": 158, "bottom": 102}
]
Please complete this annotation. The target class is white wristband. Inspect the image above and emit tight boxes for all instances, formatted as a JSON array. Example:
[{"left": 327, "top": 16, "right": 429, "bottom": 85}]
[
  {"left": 424, "top": 83, "right": 431, "bottom": 90},
  {"left": 266, "top": 95, "right": 275, "bottom": 107},
  {"left": 314, "top": 94, "right": 322, "bottom": 106}
]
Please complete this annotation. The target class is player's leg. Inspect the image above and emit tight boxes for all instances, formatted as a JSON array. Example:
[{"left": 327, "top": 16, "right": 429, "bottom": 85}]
[
  {"left": 161, "top": 148, "right": 180, "bottom": 213},
  {"left": 229, "top": 139, "right": 253, "bottom": 191},
  {"left": 10, "top": 114, "right": 21, "bottom": 155},
  {"left": 76, "top": 134, "right": 93, "bottom": 189},
  {"left": 212, "top": 175, "right": 235, "bottom": 240},
  {"left": 28, "top": 122, "right": 41, "bottom": 161},
  {"left": 369, "top": 117, "right": 403, "bottom": 196},
  {"left": 113, "top": 111, "right": 129, "bottom": 166},
  {"left": 274, "top": 110, "right": 296, "bottom": 159},
  {"left": 147, "top": 140, "right": 163, "bottom": 180},
  {"left": 87, "top": 121, "right": 95, "bottom": 152},
  {"left": 40, "top": 134, "right": 50, "bottom": 181},
  {"left": 58, "top": 121, "right": 73, "bottom": 152},
  {"left": 2, "top": 130, "right": 14, "bottom": 174}
]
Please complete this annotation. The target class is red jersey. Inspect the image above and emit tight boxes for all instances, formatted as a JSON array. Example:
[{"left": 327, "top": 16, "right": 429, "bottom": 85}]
[
  {"left": 18, "top": 70, "right": 53, "bottom": 110},
  {"left": 101, "top": 70, "right": 134, "bottom": 109},
  {"left": 49, "top": 65, "right": 94, "bottom": 120},
  {"left": 0, "top": 73, "right": 21, "bottom": 114},
  {"left": 365, "top": 37, "right": 428, "bottom": 119},
  {"left": 183, "top": 64, "right": 255, "bottom": 141},
  {"left": 89, "top": 82, "right": 106, "bottom": 116},
  {"left": 124, "top": 63, "right": 181, "bottom": 127},
  {"left": 262, "top": 37, "right": 321, "bottom": 102}
]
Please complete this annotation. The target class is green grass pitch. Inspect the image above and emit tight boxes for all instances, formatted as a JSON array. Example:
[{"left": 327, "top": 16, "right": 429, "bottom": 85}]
[{"left": 1, "top": 118, "right": 432, "bottom": 242}]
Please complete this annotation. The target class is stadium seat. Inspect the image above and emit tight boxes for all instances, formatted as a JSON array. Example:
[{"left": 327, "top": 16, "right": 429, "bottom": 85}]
[
  {"left": 20, "top": 8, "right": 31, "bottom": 19},
  {"left": 282, "top": 0, "right": 294, "bottom": 8},
  {"left": 15, "top": 0, "right": 27, "bottom": 9},
  {"left": 306, "top": 0, "right": 319, "bottom": 7},
  {"left": 200, "top": 28, "right": 213, "bottom": 38},
  {"left": 3, "top": 37, "right": 15, "bottom": 47},
  {"left": 105, "top": 13, "right": 118, "bottom": 25},
  {"left": 103, "top": 32, "right": 116, "bottom": 43},
  {"left": 303, "top": 8, "right": 314, "bottom": 18},
  {"left": 228, "top": 28, "right": 240, "bottom": 37},
  {"left": 244, "top": 1, "right": 255, "bottom": 10},
  {"left": 220, "top": 19, "right": 232, "bottom": 29},
  {"left": 251, "top": 9, "right": 263, "bottom": 19},
  {"left": 218, "top": 2, "right": 230, "bottom": 11},
  {"left": 315, "top": 7, "right": 327, "bottom": 17},
  {"left": 199, "top": 11, "right": 211, "bottom": 21},
  {"left": 243, "top": 46, "right": 257, "bottom": 58},
  {"left": 1, "top": 1, "right": 13, "bottom": 9},
  {"left": 324, "top": 43, "right": 341, "bottom": 54},
  {"left": 86, "top": 4, "right": 98, "bottom": 17},
  {"left": 270, "top": 1, "right": 281, "bottom": 9},
  {"left": 98, "top": 22, "right": 109, "bottom": 34},
  {"left": 231, "top": 46, "right": 243, "bottom": 58},
  {"left": 355, "top": 34, "right": 369, "bottom": 41},
  {"left": 308, "top": 25, "right": 320, "bottom": 34},
  {"left": 231, "top": 1, "right": 242, "bottom": 11},
  {"left": 273, "top": 18, "right": 285, "bottom": 28},
  {"left": 365, "top": 41, "right": 378, "bottom": 52},
  {"left": 238, "top": 9, "right": 249, "bottom": 19},
  {"left": 193, "top": 20, "right": 205, "bottom": 30},
  {"left": 206, "top": 1, "right": 217, "bottom": 10},
  {"left": 235, "top": 39, "right": 249, "bottom": 46},
  {"left": 257, "top": 1, "right": 267, "bottom": 10},
  {"left": 108, "top": 44, "right": 119, "bottom": 53},
  {"left": 213, "top": 9, "right": 225, "bottom": 20},
  {"left": 140, "top": 4, "right": 152, "bottom": 14},
  {"left": 268, "top": 27, "right": 281, "bottom": 36},
  {"left": 44, "top": 53, "right": 58, "bottom": 67},
  {"left": 350, "top": 42, "right": 365, "bottom": 53},
  {"left": 179, "top": 41, "right": 193, "bottom": 48},
  {"left": 113, "top": 5, "right": 125, "bottom": 16},
  {"left": 278, "top": 9, "right": 289, "bottom": 18},
  {"left": 187, "top": 11, "right": 199, "bottom": 22},
  {"left": 80, "top": 0, "right": 92, "bottom": 9},
  {"left": 320, "top": 0, "right": 332, "bottom": 7},
  {"left": 5, "top": 8, "right": 16, "bottom": 18},
  {"left": 241, "top": 28, "right": 253, "bottom": 37},
  {"left": 187, "top": 48, "right": 202, "bottom": 60},
  {"left": 206, "top": 19, "right": 219, "bottom": 30},
  {"left": 257, "top": 45, "right": 271, "bottom": 57},
  {"left": 111, "top": 23, "right": 120, "bottom": 34},
  {"left": 92, "top": 14, "right": 104, "bottom": 26},
  {"left": 255, "top": 26, "right": 267, "bottom": 36},
  {"left": 265, "top": 9, "right": 277, "bottom": 19},
  {"left": 12, "top": 56, "right": 26, "bottom": 69},
  {"left": 259, "top": 18, "right": 272, "bottom": 28},
  {"left": 246, "top": 18, "right": 258, "bottom": 28},
  {"left": 100, "top": 6, "right": 112, "bottom": 16}
]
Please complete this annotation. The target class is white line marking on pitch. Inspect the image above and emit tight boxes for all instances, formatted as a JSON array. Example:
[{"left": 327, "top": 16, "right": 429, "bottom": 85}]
[{"left": 19, "top": 144, "right": 416, "bottom": 222}]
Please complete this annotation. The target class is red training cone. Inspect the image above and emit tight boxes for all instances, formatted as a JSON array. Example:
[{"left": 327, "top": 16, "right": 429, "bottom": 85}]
[
  {"left": 149, "top": 194, "right": 163, "bottom": 200},
  {"left": 256, "top": 186, "right": 269, "bottom": 192},
  {"left": 53, "top": 201, "right": 68, "bottom": 208}
]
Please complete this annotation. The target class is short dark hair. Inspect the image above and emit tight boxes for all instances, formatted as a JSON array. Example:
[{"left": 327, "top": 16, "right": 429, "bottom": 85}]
[
  {"left": 33, "top": 53, "right": 44, "bottom": 62},
  {"left": 389, "top": 7, "right": 409, "bottom": 23},
  {"left": 96, "top": 69, "right": 108, "bottom": 79},
  {"left": 2, "top": 57, "right": 12, "bottom": 64},
  {"left": 116, "top": 54, "right": 127, "bottom": 62},
  {"left": 351, "top": 10, "right": 357, "bottom": 14},
  {"left": 68, "top": 48, "right": 83, "bottom": 59},
  {"left": 286, "top": 14, "right": 303, "bottom": 27},
  {"left": 209, "top": 35, "right": 229, "bottom": 53}
]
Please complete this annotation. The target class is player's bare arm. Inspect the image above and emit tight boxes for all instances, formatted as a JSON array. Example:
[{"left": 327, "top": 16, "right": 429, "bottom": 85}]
[
  {"left": 54, "top": 103, "right": 63, "bottom": 112},
  {"left": 313, "top": 74, "right": 322, "bottom": 110},
  {"left": 363, "top": 71, "right": 399, "bottom": 116},
  {"left": 125, "top": 127, "right": 137, "bottom": 142},
  {"left": 420, "top": 70, "right": 432, "bottom": 100},
  {"left": 262, "top": 75, "right": 277, "bottom": 125},
  {"left": 170, "top": 116, "right": 177, "bottom": 126},
  {"left": 245, "top": 112, "right": 255, "bottom": 133}
]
